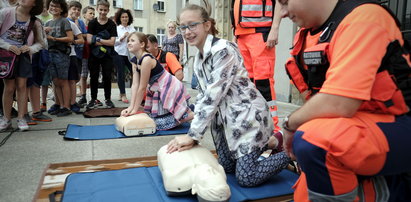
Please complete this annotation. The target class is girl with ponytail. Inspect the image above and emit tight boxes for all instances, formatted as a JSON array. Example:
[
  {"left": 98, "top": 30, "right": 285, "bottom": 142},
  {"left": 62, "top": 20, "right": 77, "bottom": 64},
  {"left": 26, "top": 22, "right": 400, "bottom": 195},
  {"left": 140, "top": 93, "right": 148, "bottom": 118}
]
[{"left": 167, "top": 4, "right": 290, "bottom": 187}]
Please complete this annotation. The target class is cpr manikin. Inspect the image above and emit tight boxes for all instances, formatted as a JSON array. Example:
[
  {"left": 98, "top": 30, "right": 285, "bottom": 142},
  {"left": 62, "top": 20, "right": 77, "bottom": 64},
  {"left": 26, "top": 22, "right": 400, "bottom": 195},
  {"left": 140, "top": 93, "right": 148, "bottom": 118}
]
[
  {"left": 157, "top": 144, "right": 231, "bottom": 201},
  {"left": 115, "top": 113, "right": 156, "bottom": 136}
]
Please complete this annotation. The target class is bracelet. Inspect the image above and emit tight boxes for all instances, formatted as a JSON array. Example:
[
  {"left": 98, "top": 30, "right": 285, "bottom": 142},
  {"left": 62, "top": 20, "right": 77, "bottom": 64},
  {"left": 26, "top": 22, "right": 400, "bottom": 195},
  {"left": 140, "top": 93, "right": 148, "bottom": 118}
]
[{"left": 282, "top": 115, "right": 296, "bottom": 133}]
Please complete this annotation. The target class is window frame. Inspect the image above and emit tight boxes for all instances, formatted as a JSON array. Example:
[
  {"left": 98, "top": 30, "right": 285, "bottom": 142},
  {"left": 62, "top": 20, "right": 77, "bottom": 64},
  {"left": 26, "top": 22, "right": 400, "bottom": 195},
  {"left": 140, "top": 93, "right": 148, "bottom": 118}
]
[
  {"left": 134, "top": 27, "right": 143, "bottom": 33},
  {"left": 113, "top": 0, "right": 123, "bottom": 8},
  {"left": 157, "top": 0, "right": 166, "bottom": 12},
  {"left": 134, "top": 0, "right": 143, "bottom": 11},
  {"left": 157, "top": 28, "right": 166, "bottom": 47}
]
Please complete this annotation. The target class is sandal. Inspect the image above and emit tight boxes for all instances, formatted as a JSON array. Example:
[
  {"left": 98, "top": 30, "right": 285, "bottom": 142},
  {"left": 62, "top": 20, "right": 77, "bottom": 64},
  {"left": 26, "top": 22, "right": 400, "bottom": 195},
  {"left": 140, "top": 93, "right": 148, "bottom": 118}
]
[
  {"left": 118, "top": 94, "right": 123, "bottom": 101},
  {"left": 119, "top": 94, "right": 129, "bottom": 103}
]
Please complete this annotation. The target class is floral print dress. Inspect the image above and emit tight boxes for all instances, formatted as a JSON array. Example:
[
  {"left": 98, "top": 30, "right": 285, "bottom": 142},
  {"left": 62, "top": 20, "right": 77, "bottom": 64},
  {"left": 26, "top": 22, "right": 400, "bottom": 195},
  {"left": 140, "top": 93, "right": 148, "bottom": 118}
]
[{"left": 188, "top": 34, "right": 273, "bottom": 159}]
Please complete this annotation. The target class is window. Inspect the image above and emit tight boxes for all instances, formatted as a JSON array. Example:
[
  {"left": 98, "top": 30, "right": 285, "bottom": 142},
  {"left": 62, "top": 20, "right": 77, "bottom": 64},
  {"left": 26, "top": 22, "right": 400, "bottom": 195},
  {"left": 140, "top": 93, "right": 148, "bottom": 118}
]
[
  {"left": 89, "top": 0, "right": 96, "bottom": 5},
  {"left": 134, "top": 27, "right": 143, "bottom": 32},
  {"left": 157, "top": 0, "right": 165, "bottom": 12},
  {"left": 157, "top": 28, "right": 166, "bottom": 47},
  {"left": 113, "top": 0, "right": 122, "bottom": 7},
  {"left": 383, "top": 0, "right": 411, "bottom": 41},
  {"left": 134, "top": 0, "right": 143, "bottom": 10}
]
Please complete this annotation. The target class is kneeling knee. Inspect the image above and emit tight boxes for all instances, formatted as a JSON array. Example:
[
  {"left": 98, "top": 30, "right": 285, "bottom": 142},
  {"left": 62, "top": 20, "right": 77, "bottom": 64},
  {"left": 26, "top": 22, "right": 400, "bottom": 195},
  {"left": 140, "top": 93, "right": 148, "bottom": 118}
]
[{"left": 293, "top": 132, "right": 327, "bottom": 166}]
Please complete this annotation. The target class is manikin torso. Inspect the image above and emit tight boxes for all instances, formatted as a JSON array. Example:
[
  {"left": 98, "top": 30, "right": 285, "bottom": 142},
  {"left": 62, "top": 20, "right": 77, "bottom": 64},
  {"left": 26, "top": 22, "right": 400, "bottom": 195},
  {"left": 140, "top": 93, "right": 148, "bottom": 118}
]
[{"left": 157, "top": 144, "right": 231, "bottom": 201}]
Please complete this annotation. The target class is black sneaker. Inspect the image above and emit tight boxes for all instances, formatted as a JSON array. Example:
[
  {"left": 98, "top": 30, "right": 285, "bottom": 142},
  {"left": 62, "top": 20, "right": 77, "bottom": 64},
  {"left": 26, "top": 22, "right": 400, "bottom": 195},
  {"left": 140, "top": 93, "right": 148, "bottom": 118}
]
[
  {"left": 105, "top": 99, "right": 115, "bottom": 108},
  {"left": 86, "top": 99, "right": 96, "bottom": 109},
  {"left": 40, "top": 103, "right": 47, "bottom": 112},
  {"left": 48, "top": 104, "right": 60, "bottom": 115},
  {"left": 78, "top": 97, "right": 87, "bottom": 108},
  {"left": 24, "top": 113, "right": 37, "bottom": 125},
  {"left": 95, "top": 99, "right": 103, "bottom": 107},
  {"left": 57, "top": 108, "right": 72, "bottom": 117},
  {"left": 70, "top": 103, "right": 81, "bottom": 114}
]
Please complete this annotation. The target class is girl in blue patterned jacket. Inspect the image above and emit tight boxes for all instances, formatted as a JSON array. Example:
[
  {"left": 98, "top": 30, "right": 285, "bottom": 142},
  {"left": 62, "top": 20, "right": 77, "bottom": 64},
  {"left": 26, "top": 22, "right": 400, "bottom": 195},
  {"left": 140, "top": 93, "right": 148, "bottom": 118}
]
[{"left": 167, "top": 4, "right": 290, "bottom": 187}]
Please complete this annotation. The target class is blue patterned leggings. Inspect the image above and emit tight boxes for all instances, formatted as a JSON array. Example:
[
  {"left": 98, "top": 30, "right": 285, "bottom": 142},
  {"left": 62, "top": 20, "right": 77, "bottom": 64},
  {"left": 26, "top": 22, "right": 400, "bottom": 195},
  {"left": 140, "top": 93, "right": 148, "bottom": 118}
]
[{"left": 211, "top": 121, "right": 290, "bottom": 187}]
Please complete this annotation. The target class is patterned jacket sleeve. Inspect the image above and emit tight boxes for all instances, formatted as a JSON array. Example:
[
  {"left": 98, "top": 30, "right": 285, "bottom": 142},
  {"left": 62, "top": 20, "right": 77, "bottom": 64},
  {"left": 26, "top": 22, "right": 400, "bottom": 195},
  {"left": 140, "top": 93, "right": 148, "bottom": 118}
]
[{"left": 188, "top": 44, "right": 239, "bottom": 140}]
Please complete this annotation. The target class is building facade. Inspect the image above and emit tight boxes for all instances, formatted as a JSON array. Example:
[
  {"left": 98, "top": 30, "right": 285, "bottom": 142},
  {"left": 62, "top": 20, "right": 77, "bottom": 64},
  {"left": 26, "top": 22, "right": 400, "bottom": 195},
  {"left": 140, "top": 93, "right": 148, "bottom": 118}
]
[{"left": 76, "top": 0, "right": 410, "bottom": 104}]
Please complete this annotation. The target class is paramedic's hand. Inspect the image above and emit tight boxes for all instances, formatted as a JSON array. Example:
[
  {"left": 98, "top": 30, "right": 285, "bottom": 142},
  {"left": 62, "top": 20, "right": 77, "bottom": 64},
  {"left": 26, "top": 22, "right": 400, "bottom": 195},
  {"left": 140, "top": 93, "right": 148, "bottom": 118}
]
[
  {"left": 283, "top": 130, "right": 296, "bottom": 160},
  {"left": 266, "top": 29, "right": 279, "bottom": 48},
  {"left": 20, "top": 45, "right": 30, "bottom": 53},
  {"left": 167, "top": 135, "right": 195, "bottom": 153},
  {"left": 9, "top": 45, "right": 21, "bottom": 55}
]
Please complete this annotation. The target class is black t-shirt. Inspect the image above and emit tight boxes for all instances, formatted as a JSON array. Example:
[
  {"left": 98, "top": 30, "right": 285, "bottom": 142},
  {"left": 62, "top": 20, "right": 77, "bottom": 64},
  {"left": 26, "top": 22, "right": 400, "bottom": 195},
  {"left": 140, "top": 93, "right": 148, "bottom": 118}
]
[{"left": 87, "top": 17, "right": 117, "bottom": 52}]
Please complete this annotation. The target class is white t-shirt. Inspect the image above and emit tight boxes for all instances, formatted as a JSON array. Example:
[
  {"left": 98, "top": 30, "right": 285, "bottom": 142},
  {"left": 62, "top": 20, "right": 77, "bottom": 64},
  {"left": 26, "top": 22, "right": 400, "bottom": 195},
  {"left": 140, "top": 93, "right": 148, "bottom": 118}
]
[{"left": 69, "top": 21, "right": 81, "bottom": 57}]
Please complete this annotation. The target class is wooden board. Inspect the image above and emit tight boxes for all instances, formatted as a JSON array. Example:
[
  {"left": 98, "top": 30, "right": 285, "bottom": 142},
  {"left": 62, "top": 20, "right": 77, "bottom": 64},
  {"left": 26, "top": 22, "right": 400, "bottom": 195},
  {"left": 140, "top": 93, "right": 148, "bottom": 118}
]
[{"left": 33, "top": 155, "right": 294, "bottom": 202}]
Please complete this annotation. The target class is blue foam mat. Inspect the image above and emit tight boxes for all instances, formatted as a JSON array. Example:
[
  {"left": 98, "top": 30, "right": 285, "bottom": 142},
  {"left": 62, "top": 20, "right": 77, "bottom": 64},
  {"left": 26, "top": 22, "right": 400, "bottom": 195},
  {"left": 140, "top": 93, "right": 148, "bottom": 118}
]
[
  {"left": 61, "top": 167, "right": 298, "bottom": 202},
  {"left": 63, "top": 123, "right": 190, "bottom": 140}
]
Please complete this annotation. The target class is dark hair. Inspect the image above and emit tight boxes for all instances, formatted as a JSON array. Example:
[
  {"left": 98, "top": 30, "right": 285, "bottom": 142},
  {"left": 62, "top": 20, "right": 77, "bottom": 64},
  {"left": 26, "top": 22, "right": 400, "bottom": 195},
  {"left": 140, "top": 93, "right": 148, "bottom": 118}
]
[
  {"left": 178, "top": 4, "right": 219, "bottom": 36},
  {"left": 146, "top": 34, "right": 158, "bottom": 44},
  {"left": 30, "top": 0, "right": 44, "bottom": 16},
  {"left": 68, "top": 1, "right": 82, "bottom": 10},
  {"left": 82, "top": 6, "right": 95, "bottom": 14},
  {"left": 96, "top": 0, "right": 110, "bottom": 8},
  {"left": 128, "top": 32, "right": 148, "bottom": 51},
  {"left": 114, "top": 8, "right": 133, "bottom": 25},
  {"left": 47, "top": 0, "right": 69, "bottom": 16}
]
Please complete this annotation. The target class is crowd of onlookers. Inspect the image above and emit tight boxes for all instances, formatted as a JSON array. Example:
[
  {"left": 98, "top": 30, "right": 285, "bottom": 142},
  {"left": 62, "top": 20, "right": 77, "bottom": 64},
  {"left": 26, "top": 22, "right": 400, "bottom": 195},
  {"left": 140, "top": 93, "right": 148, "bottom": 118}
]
[{"left": 0, "top": 0, "right": 185, "bottom": 132}]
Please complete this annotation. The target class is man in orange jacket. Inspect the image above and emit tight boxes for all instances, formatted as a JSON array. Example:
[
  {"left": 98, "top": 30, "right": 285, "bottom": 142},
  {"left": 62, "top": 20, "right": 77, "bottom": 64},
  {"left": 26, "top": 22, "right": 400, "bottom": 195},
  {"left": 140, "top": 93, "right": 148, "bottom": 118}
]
[
  {"left": 146, "top": 34, "right": 184, "bottom": 81},
  {"left": 279, "top": 0, "right": 411, "bottom": 201},
  {"left": 231, "top": 0, "right": 283, "bottom": 136}
]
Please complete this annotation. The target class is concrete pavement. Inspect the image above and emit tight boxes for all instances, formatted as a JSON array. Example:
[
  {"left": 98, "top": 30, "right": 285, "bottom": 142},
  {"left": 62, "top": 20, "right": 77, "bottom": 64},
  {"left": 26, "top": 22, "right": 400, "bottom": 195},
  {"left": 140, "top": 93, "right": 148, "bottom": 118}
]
[{"left": 0, "top": 83, "right": 300, "bottom": 202}]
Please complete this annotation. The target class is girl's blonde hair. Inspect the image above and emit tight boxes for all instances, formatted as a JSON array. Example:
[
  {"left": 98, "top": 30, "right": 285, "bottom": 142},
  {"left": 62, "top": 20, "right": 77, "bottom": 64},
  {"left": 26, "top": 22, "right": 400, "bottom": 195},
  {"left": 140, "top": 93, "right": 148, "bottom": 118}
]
[{"left": 167, "top": 20, "right": 177, "bottom": 28}]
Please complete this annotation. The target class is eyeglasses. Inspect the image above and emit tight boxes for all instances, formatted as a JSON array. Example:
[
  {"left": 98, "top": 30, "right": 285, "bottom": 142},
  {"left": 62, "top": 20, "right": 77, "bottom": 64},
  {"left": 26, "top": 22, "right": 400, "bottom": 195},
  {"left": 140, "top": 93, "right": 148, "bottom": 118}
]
[{"left": 177, "top": 21, "right": 206, "bottom": 33}]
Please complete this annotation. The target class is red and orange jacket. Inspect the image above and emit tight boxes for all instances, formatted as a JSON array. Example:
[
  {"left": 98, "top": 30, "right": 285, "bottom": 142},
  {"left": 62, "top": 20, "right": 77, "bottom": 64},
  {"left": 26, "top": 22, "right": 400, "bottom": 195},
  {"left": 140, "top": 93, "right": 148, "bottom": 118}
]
[
  {"left": 231, "top": 0, "right": 274, "bottom": 36},
  {"left": 285, "top": 0, "right": 411, "bottom": 116}
]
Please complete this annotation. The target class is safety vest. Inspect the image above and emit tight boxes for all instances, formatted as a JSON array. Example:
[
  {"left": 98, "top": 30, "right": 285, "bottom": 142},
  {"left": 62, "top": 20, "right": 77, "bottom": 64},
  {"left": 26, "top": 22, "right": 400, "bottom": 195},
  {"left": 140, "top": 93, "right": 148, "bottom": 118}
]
[
  {"left": 285, "top": 0, "right": 411, "bottom": 116},
  {"left": 238, "top": 0, "right": 274, "bottom": 28}
]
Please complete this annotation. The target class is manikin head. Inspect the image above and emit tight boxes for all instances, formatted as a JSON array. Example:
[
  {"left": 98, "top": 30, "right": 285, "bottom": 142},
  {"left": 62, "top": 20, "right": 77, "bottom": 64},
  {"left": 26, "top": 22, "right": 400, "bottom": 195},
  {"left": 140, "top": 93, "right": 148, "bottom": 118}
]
[{"left": 157, "top": 145, "right": 231, "bottom": 201}]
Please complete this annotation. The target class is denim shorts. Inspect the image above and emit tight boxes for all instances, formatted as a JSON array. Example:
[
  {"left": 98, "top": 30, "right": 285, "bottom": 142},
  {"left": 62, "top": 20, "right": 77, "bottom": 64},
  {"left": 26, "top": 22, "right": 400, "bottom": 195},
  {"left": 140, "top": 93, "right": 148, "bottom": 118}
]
[
  {"left": 49, "top": 50, "right": 70, "bottom": 80},
  {"left": 81, "top": 58, "right": 89, "bottom": 78},
  {"left": 41, "top": 68, "right": 51, "bottom": 86}
]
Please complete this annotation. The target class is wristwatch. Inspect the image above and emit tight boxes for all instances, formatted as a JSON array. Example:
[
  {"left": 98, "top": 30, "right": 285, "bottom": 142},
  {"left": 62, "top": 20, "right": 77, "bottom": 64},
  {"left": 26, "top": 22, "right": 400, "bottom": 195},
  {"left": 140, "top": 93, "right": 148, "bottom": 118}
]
[{"left": 282, "top": 115, "right": 296, "bottom": 133}]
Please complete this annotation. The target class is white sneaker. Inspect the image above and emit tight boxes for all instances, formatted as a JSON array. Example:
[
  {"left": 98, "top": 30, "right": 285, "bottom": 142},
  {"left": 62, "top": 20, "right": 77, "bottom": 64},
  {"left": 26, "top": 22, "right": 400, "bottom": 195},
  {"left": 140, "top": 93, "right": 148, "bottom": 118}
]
[
  {"left": 17, "top": 119, "right": 29, "bottom": 131},
  {"left": 0, "top": 118, "right": 11, "bottom": 132}
]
